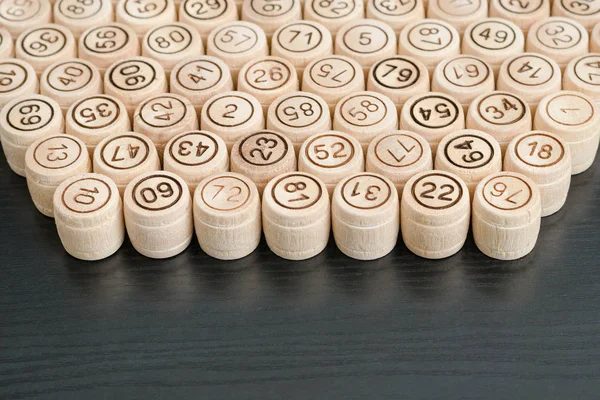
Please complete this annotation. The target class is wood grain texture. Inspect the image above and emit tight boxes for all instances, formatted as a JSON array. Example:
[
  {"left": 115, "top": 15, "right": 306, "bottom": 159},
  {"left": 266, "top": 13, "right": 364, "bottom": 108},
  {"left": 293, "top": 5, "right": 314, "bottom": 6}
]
[
  {"left": 552, "top": 0, "right": 598, "bottom": 32},
  {"left": 397, "top": 19, "right": 460, "bottom": 75},
  {"left": 525, "top": 17, "right": 588, "bottom": 71},
  {"left": 242, "top": 0, "right": 302, "bottom": 41},
  {"left": 497, "top": 53, "right": 561, "bottom": 114},
  {"left": 40, "top": 59, "right": 103, "bottom": 113},
  {"left": 0, "top": 28, "right": 13, "bottom": 59},
  {"left": 78, "top": 23, "right": 140, "bottom": 76},
  {"left": 0, "top": 0, "right": 52, "bottom": 38},
  {"left": 489, "top": 0, "right": 549, "bottom": 34},
  {"left": 302, "top": 55, "right": 365, "bottom": 113},
  {"left": 104, "top": 57, "right": 168, "bottom": 117},
  {"left": 52, "top": 0, "right": 113, "bottom": 40},
  {"left": 271, "top": 21, "right": 333, "bottom": 79},
  {"left": 180, "top": 0, "right": 238, "bottom": 41},
  {"left": 0, "top": 59, "right": 38, "bottom": 110},
  {"left": 427, "top": 0, "right": 488, "bottom": 35},
  {"left": 115, "top": 0, "right": 177, "bottom": 38},
  {"left": 366, "top": 0, "right": 424, "bottom": 34},
  {"left": 564, "top": 54, "right": 600, "bottom": 103},
  {"left": 461, "top": 18, "right": 525, "bottom": 74},
  {"left": 303, "top": 0, "right": 364, "bottom": 39},
  {"left": 141, "top": 22, "right": 204, "bottom": 77},
  {"left": 0, "top": 152, "right": 599, "bottom": 399},
  {"left": 171, "top": 56, "right": 234, "bottom": 115},
  {"left": 533, "top": 91, "right": 600, "bottom": 175},
  {"left": 432, "top": 55, "right": 495, "bottom": 113},
  {"left": 15, "top": 24, "right": 77, "bottom": 76},
  {"left": 592, "top": 23, "right": 600, "bottom": 52},
  {"left": 206, "top": 21, "right": 269, "bottom": 85},
  {"left": 334, "top": 19, "right": 397, "bottom": 76}
]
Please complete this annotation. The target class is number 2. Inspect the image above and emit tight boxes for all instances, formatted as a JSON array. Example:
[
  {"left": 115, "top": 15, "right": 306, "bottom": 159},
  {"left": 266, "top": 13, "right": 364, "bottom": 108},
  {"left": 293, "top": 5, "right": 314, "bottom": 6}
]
[{"left": 419, "top": 182, "right": 454, "bottom": 202}]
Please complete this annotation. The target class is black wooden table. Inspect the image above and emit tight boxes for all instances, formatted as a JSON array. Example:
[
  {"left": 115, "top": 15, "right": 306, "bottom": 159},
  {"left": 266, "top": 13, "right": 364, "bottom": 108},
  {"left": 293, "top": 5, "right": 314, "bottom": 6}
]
[{"left": 1, "top": 153, "right": 599, "bottom": 399}]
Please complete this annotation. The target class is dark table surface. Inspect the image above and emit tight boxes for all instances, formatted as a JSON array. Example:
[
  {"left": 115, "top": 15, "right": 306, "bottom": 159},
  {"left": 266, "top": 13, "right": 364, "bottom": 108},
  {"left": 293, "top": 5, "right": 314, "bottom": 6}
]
[{"left": 1, "top": 151, "right": 599, "bottom": 400}]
